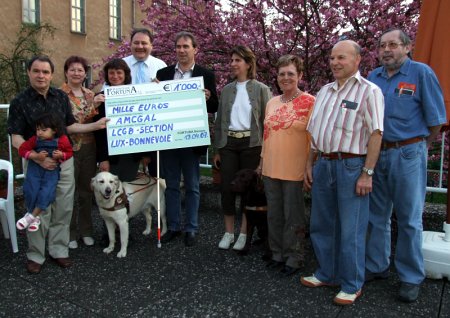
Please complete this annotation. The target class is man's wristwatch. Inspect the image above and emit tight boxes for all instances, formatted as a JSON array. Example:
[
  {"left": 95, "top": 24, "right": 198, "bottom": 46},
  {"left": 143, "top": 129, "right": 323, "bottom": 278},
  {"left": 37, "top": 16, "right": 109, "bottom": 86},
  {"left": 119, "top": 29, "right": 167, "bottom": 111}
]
[{"left": 362, "top": 167, "right": 374, "bottom": 176}]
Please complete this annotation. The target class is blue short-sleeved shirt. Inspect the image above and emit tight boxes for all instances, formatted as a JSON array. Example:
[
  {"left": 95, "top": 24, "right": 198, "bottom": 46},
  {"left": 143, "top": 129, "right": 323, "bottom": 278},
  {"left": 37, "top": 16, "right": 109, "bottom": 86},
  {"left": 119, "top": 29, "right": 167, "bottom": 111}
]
[{"left": 368, "top": 58, "right": 446, "bottom": 142}]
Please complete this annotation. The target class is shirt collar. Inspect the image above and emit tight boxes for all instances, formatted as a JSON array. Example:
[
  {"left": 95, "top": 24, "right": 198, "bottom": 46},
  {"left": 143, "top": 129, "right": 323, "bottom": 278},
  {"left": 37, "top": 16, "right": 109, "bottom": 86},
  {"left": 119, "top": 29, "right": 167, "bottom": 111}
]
[
  {"left": 331, "top": 71, "right": 362, "bottom": 91},
  {"left": 132, "top": 55, "right": 149, "bottom": 66},
  {"left": 378, "top": 57, "right": 411, "bottom": 78},
  {"left": 175, "top": 62, "right": 195, "bottom": 74},
  {"left": 29, "top": 85, "right": 57, "bottom": 98}
]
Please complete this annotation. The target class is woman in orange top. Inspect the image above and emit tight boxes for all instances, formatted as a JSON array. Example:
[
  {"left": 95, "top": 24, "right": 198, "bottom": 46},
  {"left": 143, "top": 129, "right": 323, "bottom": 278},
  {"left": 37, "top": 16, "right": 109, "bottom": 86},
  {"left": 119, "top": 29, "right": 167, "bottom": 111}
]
[
  {"left": 259, "top": 55, "right": 315, "bottom": 276},
  {"left": 60, "top": 56, "right": 99, "bottom": 249}
]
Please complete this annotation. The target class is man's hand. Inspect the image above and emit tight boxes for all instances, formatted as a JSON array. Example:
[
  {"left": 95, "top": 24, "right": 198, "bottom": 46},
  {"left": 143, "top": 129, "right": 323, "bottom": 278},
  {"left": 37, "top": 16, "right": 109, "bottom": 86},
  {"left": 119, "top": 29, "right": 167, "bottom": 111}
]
[
  {"left": 213, "top": 153, "right": 221, "bottom": 170},
  {"left": 355, "top": 173, "right": 372, "bottom": 196},
  {"left": 99, "top": 161, "right": 110, "bottom": 172},
  {"left": 29, "top": 150, "right": 48, "bottom": 162},
  {"left": 204, "top": 89, "right": 211, "bottom": 101},
  {"left": 38, "top": 156, "right": 57, "bottom": 170}
]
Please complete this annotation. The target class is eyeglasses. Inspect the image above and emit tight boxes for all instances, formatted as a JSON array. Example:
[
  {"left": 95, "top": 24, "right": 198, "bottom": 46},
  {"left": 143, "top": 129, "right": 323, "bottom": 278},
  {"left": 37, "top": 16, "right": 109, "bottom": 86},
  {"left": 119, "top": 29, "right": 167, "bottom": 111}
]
[{"left": 378, "top": 42, "right": 403, "bottom": 50}]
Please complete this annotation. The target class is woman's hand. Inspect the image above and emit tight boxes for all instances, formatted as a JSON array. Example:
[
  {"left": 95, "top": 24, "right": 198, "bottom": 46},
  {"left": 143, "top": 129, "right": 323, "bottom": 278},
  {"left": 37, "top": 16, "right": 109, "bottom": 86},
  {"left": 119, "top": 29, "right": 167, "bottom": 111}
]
[
  {"left": 95, "top": 117, "right": 110, "bottom": 129},
  {"left": 93, "top": 94, "right": 105, "bottom": 105}
]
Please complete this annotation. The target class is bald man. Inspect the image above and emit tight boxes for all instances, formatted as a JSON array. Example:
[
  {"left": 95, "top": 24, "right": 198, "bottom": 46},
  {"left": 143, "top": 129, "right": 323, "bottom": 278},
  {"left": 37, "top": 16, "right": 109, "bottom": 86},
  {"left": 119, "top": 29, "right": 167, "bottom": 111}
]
[{"left": 301, "top": 40, "right": 384, "bottom": 305}]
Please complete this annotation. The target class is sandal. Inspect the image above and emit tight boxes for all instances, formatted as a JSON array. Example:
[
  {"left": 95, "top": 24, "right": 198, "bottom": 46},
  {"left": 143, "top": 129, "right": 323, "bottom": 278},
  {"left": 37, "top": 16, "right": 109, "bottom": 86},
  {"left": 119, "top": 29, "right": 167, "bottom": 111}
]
[
  {"left": 28, "top": 217, "right": 41, "bottom": 232},
  {"left": 16, "top": 213, "right": 36, "bottom": 230}
]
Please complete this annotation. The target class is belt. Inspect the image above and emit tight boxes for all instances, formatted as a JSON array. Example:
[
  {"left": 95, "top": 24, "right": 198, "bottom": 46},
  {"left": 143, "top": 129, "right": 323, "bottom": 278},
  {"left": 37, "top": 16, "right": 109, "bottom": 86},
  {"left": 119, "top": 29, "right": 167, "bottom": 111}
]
[
  {"left": 228, "top": 130, "right": 251, "bottom": 138},
  {"left": 319, "top": 152, "right": 366, "bottom": 160},
  {"left": 382, "top": 137, "right": 425, "bottom": 150}
]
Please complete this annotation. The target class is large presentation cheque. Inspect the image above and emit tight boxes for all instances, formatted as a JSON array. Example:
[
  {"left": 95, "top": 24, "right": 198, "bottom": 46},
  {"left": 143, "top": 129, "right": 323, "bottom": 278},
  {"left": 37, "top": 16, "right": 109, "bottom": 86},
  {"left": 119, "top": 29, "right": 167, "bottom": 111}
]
[{"left": 105, "top": 77, "right": 210, "bottom": 156}]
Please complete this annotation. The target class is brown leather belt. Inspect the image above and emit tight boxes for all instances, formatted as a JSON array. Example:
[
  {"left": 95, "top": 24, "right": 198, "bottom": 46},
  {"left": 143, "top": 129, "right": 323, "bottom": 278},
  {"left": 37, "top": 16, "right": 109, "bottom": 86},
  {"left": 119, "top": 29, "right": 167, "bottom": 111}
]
[
  {"left": 319, "top": 152, "right": 365, "bottom": 160},
  {"left": 382, "top": 137, "right": 425, "bottom": 150}
]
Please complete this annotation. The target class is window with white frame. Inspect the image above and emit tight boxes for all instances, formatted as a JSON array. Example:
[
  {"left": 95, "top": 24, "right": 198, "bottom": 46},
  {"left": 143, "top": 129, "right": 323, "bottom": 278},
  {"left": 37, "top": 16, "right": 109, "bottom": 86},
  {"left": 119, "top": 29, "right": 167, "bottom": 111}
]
[
  {"left": 109, "top": 0, "right": 121, "bottom": 40},
  {"left": 22, "top": 0, "right": 40, "bottom": 24},
  {"left": 71, "top": 0, "right": 85, "bottom": 33}
]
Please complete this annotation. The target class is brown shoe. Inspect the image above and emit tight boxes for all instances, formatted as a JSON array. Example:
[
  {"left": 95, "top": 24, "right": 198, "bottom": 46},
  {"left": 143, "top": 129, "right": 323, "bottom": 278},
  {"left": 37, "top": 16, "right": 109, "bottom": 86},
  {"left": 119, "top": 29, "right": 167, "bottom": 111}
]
[
  {"left": 26, "top": 260, "right": 42, "bottom": 274},
  {"left": 50, "top": 257, "right": 73, "bottom": 268}
]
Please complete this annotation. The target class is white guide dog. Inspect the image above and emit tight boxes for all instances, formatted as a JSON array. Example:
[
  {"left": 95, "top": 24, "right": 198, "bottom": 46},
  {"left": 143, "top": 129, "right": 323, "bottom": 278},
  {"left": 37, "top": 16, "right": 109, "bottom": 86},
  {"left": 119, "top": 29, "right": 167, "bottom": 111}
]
[{"left": 91, "top": 172, "right": 167, "bottom": 258}]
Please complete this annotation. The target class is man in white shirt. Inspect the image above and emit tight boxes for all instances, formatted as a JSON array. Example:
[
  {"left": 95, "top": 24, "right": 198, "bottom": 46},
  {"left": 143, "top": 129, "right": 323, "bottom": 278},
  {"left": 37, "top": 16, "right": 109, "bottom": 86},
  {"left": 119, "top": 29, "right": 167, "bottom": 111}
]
[
  {"left": 123, "top": 28, "right": 167, "bottom": 176},
  {"left": 123, "top": 28, "right": 167, "bottom": 84}
]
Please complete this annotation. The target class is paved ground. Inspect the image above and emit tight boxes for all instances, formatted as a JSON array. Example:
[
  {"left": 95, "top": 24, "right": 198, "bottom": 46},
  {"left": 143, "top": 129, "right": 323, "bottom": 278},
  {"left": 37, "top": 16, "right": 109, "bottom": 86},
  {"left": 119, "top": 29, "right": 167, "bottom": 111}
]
[{"left": 0, "top": 180, "right": 449, "bottom": 317}]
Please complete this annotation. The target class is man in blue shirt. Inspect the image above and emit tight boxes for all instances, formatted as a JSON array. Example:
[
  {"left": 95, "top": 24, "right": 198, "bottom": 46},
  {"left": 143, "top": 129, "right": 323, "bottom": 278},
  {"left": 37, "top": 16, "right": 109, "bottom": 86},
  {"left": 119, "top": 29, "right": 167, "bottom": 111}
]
[{"left": 366, "top": 28, "right": 446, "bottom": 302}]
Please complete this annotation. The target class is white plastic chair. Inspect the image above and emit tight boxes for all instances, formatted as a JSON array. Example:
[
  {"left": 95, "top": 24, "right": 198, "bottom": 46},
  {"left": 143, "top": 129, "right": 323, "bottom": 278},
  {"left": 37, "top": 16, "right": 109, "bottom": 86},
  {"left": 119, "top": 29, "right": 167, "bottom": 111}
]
[{"left": 0, "top": 159, "right": 18, "bottom": 253}]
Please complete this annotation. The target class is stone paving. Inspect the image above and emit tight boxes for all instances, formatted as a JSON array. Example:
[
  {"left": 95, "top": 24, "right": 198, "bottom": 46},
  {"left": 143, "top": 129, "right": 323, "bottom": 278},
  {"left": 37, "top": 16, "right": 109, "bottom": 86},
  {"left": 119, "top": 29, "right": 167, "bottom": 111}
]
[{"left": 0, "top": 180, "right": 449, "bottom": 317}]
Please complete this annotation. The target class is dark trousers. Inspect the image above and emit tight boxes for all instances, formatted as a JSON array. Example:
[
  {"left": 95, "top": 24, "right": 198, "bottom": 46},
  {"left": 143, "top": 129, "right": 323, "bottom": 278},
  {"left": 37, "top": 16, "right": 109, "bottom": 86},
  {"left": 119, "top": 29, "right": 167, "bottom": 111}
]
[{"left": 219, "top": 137, "right": 261, "bottom": 215}]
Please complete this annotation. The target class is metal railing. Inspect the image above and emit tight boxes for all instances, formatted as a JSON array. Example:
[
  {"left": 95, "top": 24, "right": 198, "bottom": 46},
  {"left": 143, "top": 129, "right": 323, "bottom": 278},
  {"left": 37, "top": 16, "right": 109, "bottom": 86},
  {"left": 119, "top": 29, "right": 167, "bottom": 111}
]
[{"left": 1, "top": 103, "right": 447, "bottom": 193}]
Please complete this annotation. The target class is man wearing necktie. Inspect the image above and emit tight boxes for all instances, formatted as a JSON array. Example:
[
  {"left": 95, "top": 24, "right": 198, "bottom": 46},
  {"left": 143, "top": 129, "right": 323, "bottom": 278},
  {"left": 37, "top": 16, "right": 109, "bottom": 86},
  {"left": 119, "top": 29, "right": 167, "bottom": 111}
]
[{"left": 123, "top": 28, "right": 167, "bottom": 175}]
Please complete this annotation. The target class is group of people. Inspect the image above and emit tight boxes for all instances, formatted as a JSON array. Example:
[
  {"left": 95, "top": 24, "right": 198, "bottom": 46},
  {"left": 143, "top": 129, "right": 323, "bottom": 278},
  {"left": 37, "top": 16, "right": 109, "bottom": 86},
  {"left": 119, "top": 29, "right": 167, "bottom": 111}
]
[{"left": 6, "top": 26, "right": 446, "bottom": 307}]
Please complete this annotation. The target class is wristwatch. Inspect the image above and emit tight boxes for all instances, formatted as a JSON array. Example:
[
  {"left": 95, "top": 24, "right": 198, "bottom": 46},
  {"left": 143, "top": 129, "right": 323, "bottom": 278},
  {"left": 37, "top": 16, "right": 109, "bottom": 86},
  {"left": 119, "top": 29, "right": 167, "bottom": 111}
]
[{"left": 362, "top": 167, "right": 374, "bottom": 176}]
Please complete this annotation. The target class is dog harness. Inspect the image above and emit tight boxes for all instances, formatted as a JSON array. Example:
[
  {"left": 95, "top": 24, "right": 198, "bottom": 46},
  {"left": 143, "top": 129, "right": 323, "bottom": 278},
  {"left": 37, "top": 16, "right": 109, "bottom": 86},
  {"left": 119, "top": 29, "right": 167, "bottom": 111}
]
[{"left": 101, "top": 190, "right": 130, "bottom": 214}]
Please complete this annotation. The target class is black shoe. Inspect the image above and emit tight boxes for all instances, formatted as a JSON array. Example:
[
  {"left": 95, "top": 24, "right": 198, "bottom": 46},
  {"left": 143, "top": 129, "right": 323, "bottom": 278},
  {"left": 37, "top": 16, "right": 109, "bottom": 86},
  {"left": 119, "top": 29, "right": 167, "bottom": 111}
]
[
  {"left": 266, "top": 260, "right": 284, "bottom": 270},
  {"left": 161, "top": 230, "right": 181, "bottom": 243},
  {"left": 398, "top": 282, "right": 420, "bottom": 303},
  {"left": 184, "top": 232, "right": 196, "bottom": 247},
  {"left": 280, "top": 265, "right": 299, "bottom": 277},
  {"left": 365, "top": 268, "right": 389, "bottom": 282}
]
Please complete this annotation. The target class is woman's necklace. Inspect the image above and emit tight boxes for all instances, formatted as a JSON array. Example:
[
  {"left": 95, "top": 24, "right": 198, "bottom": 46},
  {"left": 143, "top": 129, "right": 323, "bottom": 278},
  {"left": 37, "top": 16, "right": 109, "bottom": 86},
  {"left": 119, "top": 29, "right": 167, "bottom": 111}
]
[{"left": 280, "top": 90, "right": 300, "bottom": 104}]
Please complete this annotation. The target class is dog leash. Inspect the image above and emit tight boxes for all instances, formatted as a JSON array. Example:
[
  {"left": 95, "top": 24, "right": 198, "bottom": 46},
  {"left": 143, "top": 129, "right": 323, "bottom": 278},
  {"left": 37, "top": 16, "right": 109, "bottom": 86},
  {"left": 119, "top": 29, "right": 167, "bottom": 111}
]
[{"left": 126, "top": 175, "right": 158, "bottom": 196}]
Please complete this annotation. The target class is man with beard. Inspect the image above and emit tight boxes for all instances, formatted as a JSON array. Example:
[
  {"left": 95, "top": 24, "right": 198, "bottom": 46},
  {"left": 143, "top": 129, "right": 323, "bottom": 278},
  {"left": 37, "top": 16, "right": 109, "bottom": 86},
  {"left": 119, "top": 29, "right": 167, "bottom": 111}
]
[{"left": 365, "top": 28, "right": 446, "bottom": 303}]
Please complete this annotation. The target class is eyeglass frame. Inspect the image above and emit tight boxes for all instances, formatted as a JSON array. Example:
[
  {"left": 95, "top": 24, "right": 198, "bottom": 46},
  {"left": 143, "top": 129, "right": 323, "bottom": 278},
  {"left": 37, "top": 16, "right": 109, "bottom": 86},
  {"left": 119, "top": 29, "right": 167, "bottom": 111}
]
[{"left": 378, "top": 42, "right": 404, "bottom": 50}]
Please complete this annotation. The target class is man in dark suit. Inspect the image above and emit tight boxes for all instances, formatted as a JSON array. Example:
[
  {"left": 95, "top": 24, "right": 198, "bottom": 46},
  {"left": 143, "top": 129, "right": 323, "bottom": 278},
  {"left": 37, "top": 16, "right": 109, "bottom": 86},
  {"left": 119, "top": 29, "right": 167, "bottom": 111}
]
[{"left": 157, "top": 31, "right": 218, "bottom": 247}]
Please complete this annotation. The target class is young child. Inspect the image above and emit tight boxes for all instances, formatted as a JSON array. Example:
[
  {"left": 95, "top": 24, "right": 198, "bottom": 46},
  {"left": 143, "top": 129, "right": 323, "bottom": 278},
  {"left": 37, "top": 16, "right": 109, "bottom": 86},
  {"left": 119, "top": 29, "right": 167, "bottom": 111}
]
[{"left": 16, "top": 113, "right": 73, "bottom": 232}]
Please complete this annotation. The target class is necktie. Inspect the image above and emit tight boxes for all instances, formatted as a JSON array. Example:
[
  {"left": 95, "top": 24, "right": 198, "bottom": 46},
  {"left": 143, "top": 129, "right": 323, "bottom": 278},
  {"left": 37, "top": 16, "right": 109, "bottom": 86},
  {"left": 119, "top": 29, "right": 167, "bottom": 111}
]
[{"left": 135, "top": 61, "right": 146, "bottom": 84}]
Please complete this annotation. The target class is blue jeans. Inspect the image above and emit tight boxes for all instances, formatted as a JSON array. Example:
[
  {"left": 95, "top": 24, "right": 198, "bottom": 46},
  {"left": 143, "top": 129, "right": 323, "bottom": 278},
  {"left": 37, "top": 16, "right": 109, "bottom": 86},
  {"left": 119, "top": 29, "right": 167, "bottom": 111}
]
[
  {"left": 161, "top": 148, "right": 200, "bottom": 233},
  {"left": 366, "top": 141, "right": 427, "bottom": 285},
  {"left": 310, "top": 156, "right": 368, "bottom": 293}
]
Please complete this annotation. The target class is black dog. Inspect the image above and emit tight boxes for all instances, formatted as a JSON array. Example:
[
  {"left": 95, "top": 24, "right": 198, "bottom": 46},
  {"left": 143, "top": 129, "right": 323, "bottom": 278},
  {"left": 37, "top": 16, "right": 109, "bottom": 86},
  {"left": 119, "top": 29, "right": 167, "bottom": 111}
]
[{"left": 231, "top": 168, "right": 270, "bottom": 258}]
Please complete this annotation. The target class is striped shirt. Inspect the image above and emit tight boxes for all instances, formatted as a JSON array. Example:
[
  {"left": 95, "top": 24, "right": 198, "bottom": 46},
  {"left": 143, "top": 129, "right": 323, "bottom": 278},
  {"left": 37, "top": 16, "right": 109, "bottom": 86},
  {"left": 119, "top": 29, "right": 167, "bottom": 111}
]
[{"left": 307, "top": 71, "right": 384, "bottom": 154}]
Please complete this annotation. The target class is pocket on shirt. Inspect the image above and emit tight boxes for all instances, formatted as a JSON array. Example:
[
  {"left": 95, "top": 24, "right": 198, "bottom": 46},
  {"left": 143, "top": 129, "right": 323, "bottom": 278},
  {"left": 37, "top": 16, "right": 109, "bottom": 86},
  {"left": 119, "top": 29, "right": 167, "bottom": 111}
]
[
  {"left": 334, "top": 108, "right": 355, "bottom": 132},
  {"left": 386, "top": 94, "right": 417, "bottom": 121}
]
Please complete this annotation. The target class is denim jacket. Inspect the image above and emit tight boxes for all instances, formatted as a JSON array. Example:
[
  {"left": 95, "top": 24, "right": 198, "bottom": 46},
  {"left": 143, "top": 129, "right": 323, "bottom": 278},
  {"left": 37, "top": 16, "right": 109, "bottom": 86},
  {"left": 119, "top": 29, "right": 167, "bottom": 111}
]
[{"left": 214, "top": 79, "right": 272, "bottom": 149}]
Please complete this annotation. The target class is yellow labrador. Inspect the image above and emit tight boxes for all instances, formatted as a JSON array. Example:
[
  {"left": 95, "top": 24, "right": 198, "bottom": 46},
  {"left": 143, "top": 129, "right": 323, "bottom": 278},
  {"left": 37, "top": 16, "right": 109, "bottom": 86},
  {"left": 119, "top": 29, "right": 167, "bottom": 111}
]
[{"left": 91, "top": 171, "right": 167, "bottom": 258}]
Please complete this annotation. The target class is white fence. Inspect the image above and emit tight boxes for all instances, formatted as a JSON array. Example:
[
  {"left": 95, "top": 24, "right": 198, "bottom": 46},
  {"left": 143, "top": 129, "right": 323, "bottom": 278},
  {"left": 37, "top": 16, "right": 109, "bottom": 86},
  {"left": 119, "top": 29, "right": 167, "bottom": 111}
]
[{"left": 1, "top": 103, "right": 447, "bottom": 194}]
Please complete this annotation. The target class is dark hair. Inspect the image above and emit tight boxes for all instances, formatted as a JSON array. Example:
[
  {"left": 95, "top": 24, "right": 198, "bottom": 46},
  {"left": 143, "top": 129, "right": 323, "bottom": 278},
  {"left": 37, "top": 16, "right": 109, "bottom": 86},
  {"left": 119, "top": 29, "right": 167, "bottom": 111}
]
[
  {"left": 103, "top": 58, "right": 132, "bottom": 86},
  {"left": 34, "top": 113, "right": 64, "bottom": 137},
  {"left": 276, "top": 55, "right": 304, "bottom": 74},
  {"left": 230, "top": 45, "right": 256, "bottom": 79},
  {"left": 130, "top": 28, "right": 154, "bottom": 43},
  {"left": 175, "top": 31, "right": 197, "bottom": 48},
  {"left": 379, "top": 27, "right": 412, "bottom": 46},
  {"left": 63, "top": 55, "right": 89, "bottom": 82},
  {"left": 27, "top": 55, "right": 55, "bottom": 73}
]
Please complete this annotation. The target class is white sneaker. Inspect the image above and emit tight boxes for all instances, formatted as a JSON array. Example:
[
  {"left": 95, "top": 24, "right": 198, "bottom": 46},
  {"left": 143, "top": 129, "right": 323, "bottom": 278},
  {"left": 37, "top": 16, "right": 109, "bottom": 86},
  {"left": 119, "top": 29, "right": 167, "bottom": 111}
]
[
  {"left": 68, "top": 240, "right": 78, "bottom": 249},
  {"left": 334, "top": 290, "right": 362, "bottom": 305},
  {"left": 218, "top": 232, "right": 234, "bottom": 249},
  {"left": 82, "top": 237, "right": 95, "bottom": 246},
  {"left": 232, "top": 233, "right": 247, "bottom": 251}
]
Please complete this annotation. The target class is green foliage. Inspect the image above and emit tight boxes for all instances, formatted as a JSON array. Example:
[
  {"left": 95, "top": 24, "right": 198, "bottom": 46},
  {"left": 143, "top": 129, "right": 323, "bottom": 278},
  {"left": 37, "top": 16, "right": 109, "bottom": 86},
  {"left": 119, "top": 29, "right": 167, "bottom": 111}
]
[{"left": 0, "top": 23, "right": 56, "bottom": 104}]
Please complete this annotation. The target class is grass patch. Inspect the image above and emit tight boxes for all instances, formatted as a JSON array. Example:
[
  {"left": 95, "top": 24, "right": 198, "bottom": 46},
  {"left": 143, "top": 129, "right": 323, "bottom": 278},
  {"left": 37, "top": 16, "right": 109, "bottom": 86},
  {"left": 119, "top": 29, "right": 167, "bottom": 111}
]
[
  {"left": 426, "top": 192, "right": 447, "bottom": 204},
  {"left": 200, "top": 167, "right": 212, "bottom": 177}
]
